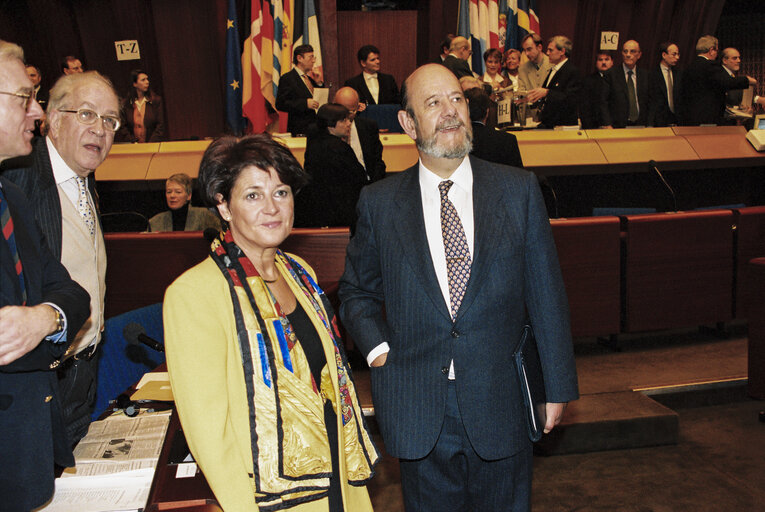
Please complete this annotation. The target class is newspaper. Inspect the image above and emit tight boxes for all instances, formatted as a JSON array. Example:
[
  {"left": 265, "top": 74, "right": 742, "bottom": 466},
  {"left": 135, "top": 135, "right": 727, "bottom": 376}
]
[{"left": 38, "top": 410, "right": 171, "bottom": 511}]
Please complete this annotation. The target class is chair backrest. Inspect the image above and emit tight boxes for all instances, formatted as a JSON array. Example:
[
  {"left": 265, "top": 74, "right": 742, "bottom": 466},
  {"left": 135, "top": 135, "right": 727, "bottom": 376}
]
[{"left": 94, "top": 303, "right": 165, "bottom": 419}]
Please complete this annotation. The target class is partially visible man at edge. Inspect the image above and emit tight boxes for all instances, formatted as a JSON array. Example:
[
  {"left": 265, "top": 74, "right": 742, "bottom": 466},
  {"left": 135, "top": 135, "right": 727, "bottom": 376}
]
[{"left": 0, "top": 39, "right": 89, "bottom": 512}]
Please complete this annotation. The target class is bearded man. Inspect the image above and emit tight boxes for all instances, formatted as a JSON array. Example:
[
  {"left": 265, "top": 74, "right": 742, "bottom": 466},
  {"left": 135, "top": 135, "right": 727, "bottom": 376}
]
[{"left": 338, "top": 63, "right": 578, "bottom": 511}]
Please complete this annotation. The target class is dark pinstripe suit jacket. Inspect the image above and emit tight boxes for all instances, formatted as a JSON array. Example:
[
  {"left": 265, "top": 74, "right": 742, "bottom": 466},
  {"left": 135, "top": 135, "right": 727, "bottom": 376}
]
[
  {"left": 0, "top": 177, "right": 89, "bottom": 511},
  {"left": 2, "top": 137, "right": 101, "bottom": 261},
  {"left": 339, "top": 156, "right": 579, "bottom": 460}
]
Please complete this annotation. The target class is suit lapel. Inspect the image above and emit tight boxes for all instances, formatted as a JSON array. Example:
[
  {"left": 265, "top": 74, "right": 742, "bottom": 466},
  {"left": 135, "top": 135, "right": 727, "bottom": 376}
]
[
  {"left": 392, "top": 166, "right": 452, "bottom": 321},
  {"left": 33, "top": 140, "right": 64, "bottom": 261},
  {"left": 455, "top": 158, "right": 506, "bottom": 321}
]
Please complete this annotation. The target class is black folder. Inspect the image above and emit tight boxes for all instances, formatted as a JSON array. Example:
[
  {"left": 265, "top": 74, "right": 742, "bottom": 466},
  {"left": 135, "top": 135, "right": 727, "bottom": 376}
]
[{"left": 513, "top": 324, "right": 547, "bottom": 442}]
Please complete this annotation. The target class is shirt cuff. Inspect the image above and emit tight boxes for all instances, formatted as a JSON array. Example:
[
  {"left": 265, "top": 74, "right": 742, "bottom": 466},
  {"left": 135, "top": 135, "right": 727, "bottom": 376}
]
[
  {"left": 366, "top": 342, "right": 390, "bottom": 367},
  {"left": 43, "top": 302, "right": 68, "bottom": 344}
]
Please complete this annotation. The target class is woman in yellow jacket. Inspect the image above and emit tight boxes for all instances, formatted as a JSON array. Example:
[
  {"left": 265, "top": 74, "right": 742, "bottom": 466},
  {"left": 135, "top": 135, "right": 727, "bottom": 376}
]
[{"left": 163, "top": 134, "right": 379, "bottom": 511}]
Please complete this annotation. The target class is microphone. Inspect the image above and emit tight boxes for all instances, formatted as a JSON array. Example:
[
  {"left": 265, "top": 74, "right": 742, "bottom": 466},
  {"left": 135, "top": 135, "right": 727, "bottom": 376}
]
[
  {"left": 648, "top": 160, "right": 677, "bottom": 212},
  {"left": 123, "top": 322, "right": 164, "bottom": 352}
]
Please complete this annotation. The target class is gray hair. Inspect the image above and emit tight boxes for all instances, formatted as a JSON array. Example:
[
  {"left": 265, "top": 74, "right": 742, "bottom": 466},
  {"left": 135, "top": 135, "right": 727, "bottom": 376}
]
[
  {"left": 695, "top": 35, "right": 719, "bottom": 55},
  {"left": 549, "top": 36, "right": 573, "bottom": 57},
  {"left": 0, "top": 40, "right": 24, "bottom": 63},
  {"left": 47, "top": 71, "right": 118, "bottom": 114}
]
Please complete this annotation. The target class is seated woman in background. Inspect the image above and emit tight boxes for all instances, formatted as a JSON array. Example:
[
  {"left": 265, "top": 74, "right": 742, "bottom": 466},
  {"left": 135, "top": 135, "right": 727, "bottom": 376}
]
[
  {"left": 295, "top": 103, "right": 369, "bottom": 232},
  {"left": 163, "top": 134, "right": 379, "bottom": 512},
  {"left": 148, "top": 173, "right": 220, "bottom": 232},
  {"left": 118, "top": 69, "right": 165, "bottom": 143}
]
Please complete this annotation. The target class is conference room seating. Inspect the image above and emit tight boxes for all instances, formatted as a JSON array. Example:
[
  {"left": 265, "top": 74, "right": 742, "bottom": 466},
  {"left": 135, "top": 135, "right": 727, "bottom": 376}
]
[
  {"left": 550, "top": 216, "right": 621, "bottom": 337},
  {"left": 747, "top": 258, "right": 765, "bottom": 399},
  {"left": 622, "top": 210, "right": 734, "bottom": 332},
  {"left": 95, "top": 303, "right": 165, "bottom": 419},
  {"left": 733, "top": 206, "right": 765, "bottom": 319}
]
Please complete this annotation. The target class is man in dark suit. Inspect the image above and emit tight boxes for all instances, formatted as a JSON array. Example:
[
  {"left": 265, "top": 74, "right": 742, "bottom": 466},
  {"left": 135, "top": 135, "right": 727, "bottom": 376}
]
[
  {"left": 276, "top": 44, "right": 324, "bottom": 136},
  {"left": 344, "top": 45, "right": 400, "bottom": 106},
  {"left": 442, "top": 36, "right": 474, "bottom": 79},
  {"left": 648, "top": 42, "right": 682, "bottom": 127},
  {"left": 580, "top": 51, "right": 613, "bottom": 129},
  {"left": 464, "top": 87, "right": 523, "bottom": 168},
  {"left": 334, "top": 86, "right": 386, "bottom": 181},
  {"left": 524, "top": 35, "right": 582, "bottom": 129},
  {"left": 338, "top": 63, "right": 578, "bottom": 511},
  {"left": 601, "top": 39, "right": 650, "bottom": 128},
  {"left": 4, "top": 71, "right": 118, "bottom": 446},
  {"left": 678, "top": 35, "right": 755, "bottom": 126},
  {"left": 0, "top": 40, "right": 89, "bottom": 512}
]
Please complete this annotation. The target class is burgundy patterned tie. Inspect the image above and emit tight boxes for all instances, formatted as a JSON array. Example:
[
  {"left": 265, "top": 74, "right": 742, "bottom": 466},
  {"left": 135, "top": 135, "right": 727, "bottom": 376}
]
[
  {"left": 0, "top": 186, "right": 27, "bottom": 305},
  {"left": 439, "top": 180, "right": 472, "bottom": 320}
]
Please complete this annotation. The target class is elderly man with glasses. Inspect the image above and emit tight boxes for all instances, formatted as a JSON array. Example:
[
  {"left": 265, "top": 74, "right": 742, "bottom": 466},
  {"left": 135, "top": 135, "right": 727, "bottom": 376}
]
[
  {"left": 0, "top": 40, "right": 90, "bottom": 511},
  {"left": 4, "top": 70, "right": 119, "bottom": 447}
]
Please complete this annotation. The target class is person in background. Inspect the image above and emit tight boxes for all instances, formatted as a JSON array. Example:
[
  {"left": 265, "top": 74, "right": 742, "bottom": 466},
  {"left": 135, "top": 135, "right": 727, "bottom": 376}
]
[
  {"left": 503, "top": 48, "right": 521, "bottom": 90},
  {"left": 148, "top": 173, "right": 220, "bottom": 232},
  {"left": 465, "top": 87, "right": 523, "bottom": 168},
  {"left": 118, "top": 69, "right": 165, "bottom": 143},
  {"left": 61, "top": 55, "right": 84, "bottom": 75},
  {"left": 648, "top": 42, "right": 681, "bottom": 127},
  {"left": 163, "top": 133, "right": 378, "bottom": 512},
  {"left": 296, "top": 103, "right": 369, "bottom": 231},
  {"left": 344, "top": 44, "right": 400, "bottom": 105},
  {"left": 333, "top": 86, "right": 386, "bottom": 183},
  {"left": 580, "top": 51, "right": 613, "bottom": 129},
  {"left": 482, "top": 48, "right": 510, "bottom": 93}
]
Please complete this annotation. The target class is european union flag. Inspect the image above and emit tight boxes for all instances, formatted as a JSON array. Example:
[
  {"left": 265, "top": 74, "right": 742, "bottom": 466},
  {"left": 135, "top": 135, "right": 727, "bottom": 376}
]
[{"left": 225, "top": 0, "right": 245, "bottom": 135}]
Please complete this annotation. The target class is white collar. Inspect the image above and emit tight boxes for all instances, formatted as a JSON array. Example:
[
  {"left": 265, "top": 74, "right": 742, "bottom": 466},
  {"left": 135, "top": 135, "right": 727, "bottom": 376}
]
[
  {"left": 46, "top": 137, "right": 81, "bottom": 186},
  {"left": 418, "top": 156, "right": 472, "bottom": 195},
  {"left": 363, "top": 71, "right": 378, "bottom": 80}
]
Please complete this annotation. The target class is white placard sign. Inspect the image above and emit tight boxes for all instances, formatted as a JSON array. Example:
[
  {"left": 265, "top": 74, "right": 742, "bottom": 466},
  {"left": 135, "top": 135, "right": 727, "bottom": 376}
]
[
  {"left": 115, "top": 40, "right": 141, "bottom": 61},
  {"left": 497, "top": 98, "right": 513, "bottom": 125},
  {"left": 600, "top": 32, "right": 619, "bottom": 50}
]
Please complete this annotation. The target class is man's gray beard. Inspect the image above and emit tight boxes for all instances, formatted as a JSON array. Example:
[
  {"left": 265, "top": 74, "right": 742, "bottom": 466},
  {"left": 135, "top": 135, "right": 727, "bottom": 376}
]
[{"left": 415, "top": 119, "right": 473, "bottom": 160}]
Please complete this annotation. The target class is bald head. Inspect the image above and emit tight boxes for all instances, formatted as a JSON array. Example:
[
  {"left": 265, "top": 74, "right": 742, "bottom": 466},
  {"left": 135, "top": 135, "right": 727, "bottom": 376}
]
[
  {"left": 333, "top": 87, "right": 361, "bottom": 118},
  {"left": 449, "top": 36, "right": 471, "bottom": 61}
]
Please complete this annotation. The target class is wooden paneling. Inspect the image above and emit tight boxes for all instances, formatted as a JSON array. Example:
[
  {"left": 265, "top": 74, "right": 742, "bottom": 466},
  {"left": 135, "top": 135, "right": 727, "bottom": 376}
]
[
  {"left": 734, "top": 206, "right": 765, "bottom": 319},
  {"left": 551, "top": 216, "right": 621, "bottom": 337},
  {"left": 623, "top": 210, "right": 734, "bottom": 332},
  {"left": 336, "top": 11, "right": 418, "bottom": 95}
]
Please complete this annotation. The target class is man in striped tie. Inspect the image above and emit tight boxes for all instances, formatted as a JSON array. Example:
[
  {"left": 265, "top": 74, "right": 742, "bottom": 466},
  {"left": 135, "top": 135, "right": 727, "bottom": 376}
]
[
  {"left": 0, "top": 39, "right": 90, "bottom": 512},
  {"left": 339, "top": 63, "right": 578, "bottom": 511}
]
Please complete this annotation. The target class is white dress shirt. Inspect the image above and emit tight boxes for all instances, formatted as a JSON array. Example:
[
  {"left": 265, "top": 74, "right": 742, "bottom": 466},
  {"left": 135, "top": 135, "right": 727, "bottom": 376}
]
[
  {"left": 363, "top": 71, "right": 379, "bottom": 104},
  {"left": 47, "top": 137, "right": 93, "bottom": 212},
  {"left": 366, "top": 157, "right": 475, "bottom": 381}
]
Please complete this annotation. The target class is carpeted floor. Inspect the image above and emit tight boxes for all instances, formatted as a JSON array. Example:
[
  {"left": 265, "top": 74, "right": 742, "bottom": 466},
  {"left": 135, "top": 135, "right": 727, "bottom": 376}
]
[{"left": 360, "top": 328, "right": 765, "bottom": 511}]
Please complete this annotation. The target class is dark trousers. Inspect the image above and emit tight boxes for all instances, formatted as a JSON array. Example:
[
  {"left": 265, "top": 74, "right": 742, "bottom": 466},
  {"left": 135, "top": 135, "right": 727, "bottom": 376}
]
[
  {"left": 399, "top": 382, "right": 532, "bottom": 512},
  {"left": 57, "top": 350, "right": 99, "bottom": 447}
]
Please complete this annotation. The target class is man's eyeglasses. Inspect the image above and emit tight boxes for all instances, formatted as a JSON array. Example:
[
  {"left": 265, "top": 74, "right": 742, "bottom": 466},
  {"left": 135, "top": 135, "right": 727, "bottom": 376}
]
[
  {"left": 58, "top": 108, "right": 121, "bottom": 132},
  {"left": 0, "top": 90, "right": 33, "bottom": 111}
]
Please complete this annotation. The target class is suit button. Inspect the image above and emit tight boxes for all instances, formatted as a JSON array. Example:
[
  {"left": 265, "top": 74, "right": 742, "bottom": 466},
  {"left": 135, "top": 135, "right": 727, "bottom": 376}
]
[
  {"left": 44, "top": 395, "right": 53, "bottom": 403},
  {"left": 451, "top": 329, "right": 460, "bottom": 338},
  {"left": 441, "top": 367, "right": 449, "bottom": 375}
]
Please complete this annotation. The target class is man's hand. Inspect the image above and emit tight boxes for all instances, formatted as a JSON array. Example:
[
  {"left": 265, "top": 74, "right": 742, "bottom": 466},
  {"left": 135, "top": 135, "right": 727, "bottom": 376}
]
[
  {"left": 544, "top": 402, "right": 567, "bottom": 434},
  {"left": 0, "top": 304, "right": 58, "bottom": 365},
  {"left": 747, "top": 75, "right": 758, "bottom": 86},
  {"left": 307, "top": 98, "right": 319, "bottom": 110},
  {"left": 370, "top": 352, "right": 388, "bottom": 368},
  {"left": 525, "top": 87, "right": 548, "bottom": 103},
  {"left": 309, "top": 68, "right": 324, "bottom": 85}
]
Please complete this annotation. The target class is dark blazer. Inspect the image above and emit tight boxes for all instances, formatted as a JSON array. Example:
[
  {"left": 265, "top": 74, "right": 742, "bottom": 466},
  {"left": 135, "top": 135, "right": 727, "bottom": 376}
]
[
  {"left": 579, "top": 71, "right": 607, "bottom": 129},
  {"left": 2, "top": 138, "right": 101, "bottom": 261},
  {"left": 442, "top": 54, "right": 473, "bottom": 79},
  {"left": 647, "top": 65, "right": 682, "bottom": 127},
  {"left": 0, "top": 177, "right": 89, "bottom": 511},
  {"left": 276, "top": 68, "right": 320, "bottom": 136},
  {"left": 338, "top": 157, "right": 579, "bottom": 460},
  {"left": 295, "top": 131, "right": 369, "bottom": 231},
  {"left": 117, "top": 94, "right": 166, "bottom": 143},
  {"left": 470, "top": 122, "right": 524, "bottom": 168},
  {"left": 600, "top": 65, "right": 650, "bottom": 128},
  {"left": 344, "top": 72, "right": 400, "bottom": 105},
  {"left": 354, "top": 116, "right": 386, "bottom": 182},
  {"left": 677, "top": 56, "right": 750, "bottom": 126},
  {"left": 538, "top": 59, "right": 582, "bottom": 128}
]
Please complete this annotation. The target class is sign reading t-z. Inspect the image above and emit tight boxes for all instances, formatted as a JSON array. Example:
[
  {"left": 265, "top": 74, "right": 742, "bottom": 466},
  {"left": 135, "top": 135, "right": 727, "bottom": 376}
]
[{"left": 115, "top": 40, "right": 141, "bottom": 61}]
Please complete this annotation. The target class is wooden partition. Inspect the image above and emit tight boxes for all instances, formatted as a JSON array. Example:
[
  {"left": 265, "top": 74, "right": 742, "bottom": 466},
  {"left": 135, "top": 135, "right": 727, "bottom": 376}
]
[
  {"left": 622, "top": 211, "right": 735, "bottom": 332},
  {"left": 734, "top": 206, "right": 765, "bottom": 319},
  {"left": 747, "top": 258, "right": 765, "bottom": 399},
  {"left": 550, "top": 217, "right": 622, "bottom": 337}
]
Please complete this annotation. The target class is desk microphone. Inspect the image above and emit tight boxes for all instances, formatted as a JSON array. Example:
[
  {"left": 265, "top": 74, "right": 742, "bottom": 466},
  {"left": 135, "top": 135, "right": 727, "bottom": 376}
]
[
  {"left": 123, "top": 322, "right": 164, "bottom": 352},
  {"left": 648, "top": 159, "right": 677, "bottom": 212}
]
